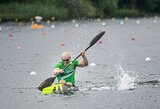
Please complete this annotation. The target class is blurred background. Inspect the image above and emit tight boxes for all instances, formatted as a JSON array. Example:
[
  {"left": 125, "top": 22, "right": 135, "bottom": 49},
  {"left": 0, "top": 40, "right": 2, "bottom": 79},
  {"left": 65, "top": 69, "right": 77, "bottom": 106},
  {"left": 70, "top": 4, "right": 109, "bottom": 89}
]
[{"left": 0, "top": 0, "right": 160, "bottom": 22}]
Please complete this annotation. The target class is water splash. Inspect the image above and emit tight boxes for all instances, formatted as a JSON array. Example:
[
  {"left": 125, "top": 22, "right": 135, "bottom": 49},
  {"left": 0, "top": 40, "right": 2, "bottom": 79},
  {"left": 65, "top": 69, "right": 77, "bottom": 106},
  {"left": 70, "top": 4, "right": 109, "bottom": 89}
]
[
  {"left": 79, "top": 85, "right": 111, "bottom": 91},
  {"left": 79, "top": 66, "right": 137, "bottom": 92},
  {"left": 116, "top": 66, "right": 137, "bottom": 91},
  {"left": 91, "top": 86, "right": 110, "bottom": 91}
]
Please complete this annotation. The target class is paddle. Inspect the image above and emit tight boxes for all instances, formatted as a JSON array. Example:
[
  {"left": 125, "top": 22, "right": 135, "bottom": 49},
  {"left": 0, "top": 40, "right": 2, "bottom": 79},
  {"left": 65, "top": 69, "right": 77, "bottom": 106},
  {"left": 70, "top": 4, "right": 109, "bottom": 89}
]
[
  {"left": 38, "top": 31, "right": 105, "bottom": 91},
  {"left": 63, "top": 31, "right": 105, "bottom": 70}
]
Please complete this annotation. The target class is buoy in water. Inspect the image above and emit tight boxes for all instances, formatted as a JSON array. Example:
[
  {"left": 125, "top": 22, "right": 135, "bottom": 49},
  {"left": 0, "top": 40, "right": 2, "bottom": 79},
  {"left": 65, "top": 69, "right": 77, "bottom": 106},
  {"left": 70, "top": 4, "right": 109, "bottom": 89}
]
[
  {"left": 16, "top": 46, "right": 22, "bottom": 50},
  {"left": 102, "top": 22, "right": 106, "bottom": 26},
  {"left": 145, "top": 57, "right": 151, "bottom": 62},
  {"left": 31, "top": 24, "right": 44, "bottom": 29},
  {"left": 75, "top": 24, "right": 79, "bottom": 27},
  {"left": 8, "top": 32, "right": 13, "bottom": 37},
  {"left": 89, "top": 63, "right": 96, "bottom": 67},
  {"left": 131, "top": 37, "right": 135, "bottom": 41},
  {"left": 153, "top": 19, "right": 157, "bottom": 23},
  {"left": 60, "top": 43, "right": 65, "bottom": 47},
  {"left": 30, "top": 71, "right": 37, "bottom": 75},
  {"left": 98, "top": 40, "right": 103, "bottom": 44},
  {"left": 136, "top": 20, "right": 140, "bottom": 24},
  {"left": 120, "top": 21, "right": 124, "bottom": 25},
  {"left": 51, "top": 24, "right": 55, "bottom": 28},
  {"left": 41, "top": 32, "right": 46, "bottom": 36}
]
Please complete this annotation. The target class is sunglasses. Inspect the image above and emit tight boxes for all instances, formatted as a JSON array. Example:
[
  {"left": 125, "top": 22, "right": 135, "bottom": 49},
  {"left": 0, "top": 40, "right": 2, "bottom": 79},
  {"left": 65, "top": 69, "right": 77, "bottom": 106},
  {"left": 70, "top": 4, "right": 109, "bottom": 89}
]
[{"left": 62, "top": 58, "right": 70, "bottom": 62}]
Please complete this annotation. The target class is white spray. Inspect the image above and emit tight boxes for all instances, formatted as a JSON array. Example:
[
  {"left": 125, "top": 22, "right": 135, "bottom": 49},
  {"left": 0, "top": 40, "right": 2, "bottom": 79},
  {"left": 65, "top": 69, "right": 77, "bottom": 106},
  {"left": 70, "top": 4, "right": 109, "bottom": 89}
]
[{"left": 116, "top": 65, "right": 137, "bottom": 91}]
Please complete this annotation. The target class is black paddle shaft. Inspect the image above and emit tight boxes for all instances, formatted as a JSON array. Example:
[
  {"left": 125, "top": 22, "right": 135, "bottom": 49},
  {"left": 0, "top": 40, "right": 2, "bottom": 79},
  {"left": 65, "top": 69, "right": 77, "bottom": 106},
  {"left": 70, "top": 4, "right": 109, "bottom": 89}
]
[{"left": 63, "top": 31, "right": 105, "bottom": 71}]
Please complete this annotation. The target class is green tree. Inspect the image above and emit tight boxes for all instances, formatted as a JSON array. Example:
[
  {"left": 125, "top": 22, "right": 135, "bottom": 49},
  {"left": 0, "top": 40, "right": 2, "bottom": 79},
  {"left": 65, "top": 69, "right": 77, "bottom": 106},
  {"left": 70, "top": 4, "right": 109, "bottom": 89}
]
[
  {"left": 53, "top": 0, "right": 96, "bottom": 18},
  {"left": 136, "top": 0, "right": 159, "bottom": 12},
  {"left": 118, "top": 0, "right": 137, "bottom": 9},
  {"left": 89, "top": 0, "right": 118, "bottom": 17}
]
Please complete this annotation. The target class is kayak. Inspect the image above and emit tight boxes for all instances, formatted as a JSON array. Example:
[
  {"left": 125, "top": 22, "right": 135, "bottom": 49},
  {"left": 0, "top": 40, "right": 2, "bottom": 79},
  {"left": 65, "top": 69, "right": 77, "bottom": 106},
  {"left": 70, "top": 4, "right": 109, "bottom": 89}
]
[
  {"left": 38, "top": 77, "right": 79, "bottom": 95},
  {"left": 41, "top": 83, "right": 79, "bottom": 95}
]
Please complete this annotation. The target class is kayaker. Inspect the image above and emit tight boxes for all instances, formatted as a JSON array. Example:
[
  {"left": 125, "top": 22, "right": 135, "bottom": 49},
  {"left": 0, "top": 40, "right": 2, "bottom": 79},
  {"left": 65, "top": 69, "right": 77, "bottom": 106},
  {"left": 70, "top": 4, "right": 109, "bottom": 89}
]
[{"left": 53, "top": 50, "right": 88, "bottom": 87}]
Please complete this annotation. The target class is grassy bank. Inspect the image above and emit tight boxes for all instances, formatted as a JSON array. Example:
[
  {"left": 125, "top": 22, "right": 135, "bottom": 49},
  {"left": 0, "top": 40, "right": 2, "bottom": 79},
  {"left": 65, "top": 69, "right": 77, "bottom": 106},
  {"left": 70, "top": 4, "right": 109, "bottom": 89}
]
[
  {"left": 0, "top": 2, "right": 154, "bottom": 22},
  {"left": 0, "top": 3, "right": 69, "bottom": 21},
  {"left": 0, "top": 1, "right": 97, "bottom": 21}
]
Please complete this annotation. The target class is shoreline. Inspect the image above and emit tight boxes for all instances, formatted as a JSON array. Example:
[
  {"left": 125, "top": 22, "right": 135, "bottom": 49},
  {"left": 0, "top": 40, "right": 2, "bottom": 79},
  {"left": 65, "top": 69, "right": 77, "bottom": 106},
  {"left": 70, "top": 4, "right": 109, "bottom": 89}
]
[{"left": 0, "top": 16, "right": 159, "bottom": 23}]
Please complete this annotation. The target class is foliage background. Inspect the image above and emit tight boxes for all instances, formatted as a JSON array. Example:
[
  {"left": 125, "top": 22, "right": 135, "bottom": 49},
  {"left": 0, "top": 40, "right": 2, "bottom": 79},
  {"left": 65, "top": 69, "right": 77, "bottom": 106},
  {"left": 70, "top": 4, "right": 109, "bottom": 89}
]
[{"left": 0, "top": 0, "right": 160, "bottom": 21}]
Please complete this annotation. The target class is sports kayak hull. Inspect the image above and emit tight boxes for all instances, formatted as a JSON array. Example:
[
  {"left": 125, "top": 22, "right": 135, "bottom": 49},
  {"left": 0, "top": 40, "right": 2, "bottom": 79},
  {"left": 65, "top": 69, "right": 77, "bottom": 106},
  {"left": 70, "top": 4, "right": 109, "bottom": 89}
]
[{"left": 40, "top": 83, "right": 79, "bottom": 95}]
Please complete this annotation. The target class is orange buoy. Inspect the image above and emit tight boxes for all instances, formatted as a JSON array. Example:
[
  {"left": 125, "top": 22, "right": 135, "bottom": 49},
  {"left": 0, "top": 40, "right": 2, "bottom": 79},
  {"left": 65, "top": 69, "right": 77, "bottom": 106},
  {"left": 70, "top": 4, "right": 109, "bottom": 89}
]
[{"left": 31, "top": 24, "right": 44, "bottom": 29}]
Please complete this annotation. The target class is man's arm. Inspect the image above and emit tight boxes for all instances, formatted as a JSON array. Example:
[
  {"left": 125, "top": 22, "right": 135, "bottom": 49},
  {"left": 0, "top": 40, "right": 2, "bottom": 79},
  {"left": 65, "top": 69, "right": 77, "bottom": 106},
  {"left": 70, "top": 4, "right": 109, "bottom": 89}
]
[
  {"left": 78, "top": 50, "right": 88, "bottom": 67},
  {"left": 53, "top": 68, "right": 64, "bottom": 76}
]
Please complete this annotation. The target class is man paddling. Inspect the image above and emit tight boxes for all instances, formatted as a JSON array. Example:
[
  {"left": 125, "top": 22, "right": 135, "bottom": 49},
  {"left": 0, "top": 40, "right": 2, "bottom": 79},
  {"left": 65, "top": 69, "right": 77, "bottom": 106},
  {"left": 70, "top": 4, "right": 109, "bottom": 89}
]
[
  {"left": 39, "top": 31, "right": 105, "bottom": 94},
  {"left": 53, "top": 50, "right": 88, "bottom": 87}
]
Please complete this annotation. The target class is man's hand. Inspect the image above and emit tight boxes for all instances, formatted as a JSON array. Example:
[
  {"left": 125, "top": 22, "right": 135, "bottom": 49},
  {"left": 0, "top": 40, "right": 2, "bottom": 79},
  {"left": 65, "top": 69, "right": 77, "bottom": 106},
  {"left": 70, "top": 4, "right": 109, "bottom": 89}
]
[
  {"left": 59, "top": 69, "right": 64, "bottom": 73},
  {"left": 81, "top": 50, "right": 86, "bottom": 57},
  {"left": 78, "top": 50, "right": 88, "bottom": 67},
  {"left": 54, "top": 68, "right": 64, "bottom": 75}
]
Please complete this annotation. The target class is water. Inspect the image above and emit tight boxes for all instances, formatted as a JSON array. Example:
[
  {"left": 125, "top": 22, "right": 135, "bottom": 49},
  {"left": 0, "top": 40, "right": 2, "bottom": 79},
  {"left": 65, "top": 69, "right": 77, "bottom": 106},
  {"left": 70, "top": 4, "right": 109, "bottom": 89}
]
[
  {"left": 80, "top": 65, "right": 137, "bottom": 91},
  {"left": 79, "top": 84, "right": 111, "bottom": 91},
  {"left": 116, "top": 65, "right": 137, "bottom": 90},
  {"left": 0, "top": 18, "right": 160, "bottom": 109}
]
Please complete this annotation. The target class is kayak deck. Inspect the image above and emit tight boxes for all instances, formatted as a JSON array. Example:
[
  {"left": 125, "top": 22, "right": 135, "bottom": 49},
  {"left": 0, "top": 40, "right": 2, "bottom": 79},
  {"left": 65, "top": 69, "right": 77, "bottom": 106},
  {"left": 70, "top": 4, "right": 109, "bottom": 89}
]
[{"left": 41, "top": 83, "right": 79, "bottom": 95}]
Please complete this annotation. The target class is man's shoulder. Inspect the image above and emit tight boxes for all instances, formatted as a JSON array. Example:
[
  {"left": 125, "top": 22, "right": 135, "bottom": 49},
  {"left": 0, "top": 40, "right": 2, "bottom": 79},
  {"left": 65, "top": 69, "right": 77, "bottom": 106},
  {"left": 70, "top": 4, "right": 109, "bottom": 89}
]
[
  {"left": 57, "top": 60, "right": 63, "bottom": 63},
  {"left": 54, "top": 60, "right": 63, "bottom": 68},
  {"left": 73, "top": 60, "right": 79, "bottom": 66}
]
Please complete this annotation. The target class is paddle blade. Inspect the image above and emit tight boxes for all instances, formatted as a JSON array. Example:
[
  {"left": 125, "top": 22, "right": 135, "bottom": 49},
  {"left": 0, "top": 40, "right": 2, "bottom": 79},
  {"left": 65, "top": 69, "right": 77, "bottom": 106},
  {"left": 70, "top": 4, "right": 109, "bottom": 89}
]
[
  {"left": 89, "top": 31, "right": 105, "bottom": 47},
  {"left": 38, "top": 77, "right": 56, "bottom": 91}
]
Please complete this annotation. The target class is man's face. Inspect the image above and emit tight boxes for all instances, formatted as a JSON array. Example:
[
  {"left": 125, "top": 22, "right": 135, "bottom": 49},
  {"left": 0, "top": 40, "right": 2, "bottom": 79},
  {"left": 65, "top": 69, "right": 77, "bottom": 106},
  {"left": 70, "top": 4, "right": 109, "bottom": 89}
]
[
  {"left": 62, "top": 56, "right": 70, "bottom": 65},
  {"left": 61, "top": 52, "right": 71, "bottom": 66}
]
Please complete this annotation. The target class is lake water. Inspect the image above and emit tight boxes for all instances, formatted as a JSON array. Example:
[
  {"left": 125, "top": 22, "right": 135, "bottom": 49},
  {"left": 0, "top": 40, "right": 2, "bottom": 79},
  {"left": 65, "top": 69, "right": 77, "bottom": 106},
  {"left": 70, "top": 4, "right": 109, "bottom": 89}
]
[{"left": 0, "top": 18, "right": 160, "bottom": 109}]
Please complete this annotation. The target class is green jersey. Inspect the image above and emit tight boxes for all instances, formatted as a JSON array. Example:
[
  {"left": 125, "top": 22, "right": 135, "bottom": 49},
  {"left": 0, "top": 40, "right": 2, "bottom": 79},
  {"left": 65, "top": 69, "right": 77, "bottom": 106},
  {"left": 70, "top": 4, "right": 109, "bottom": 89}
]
[{"left": 54, "top": 60, "right": 79, "bottom": 85}]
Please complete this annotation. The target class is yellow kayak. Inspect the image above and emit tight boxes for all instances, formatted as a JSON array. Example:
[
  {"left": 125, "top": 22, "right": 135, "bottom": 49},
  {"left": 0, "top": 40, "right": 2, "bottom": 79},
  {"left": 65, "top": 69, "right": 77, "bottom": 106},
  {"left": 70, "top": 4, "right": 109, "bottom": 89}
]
[{"left": 41, "top": 83, "right": 79, "bottom": 95}]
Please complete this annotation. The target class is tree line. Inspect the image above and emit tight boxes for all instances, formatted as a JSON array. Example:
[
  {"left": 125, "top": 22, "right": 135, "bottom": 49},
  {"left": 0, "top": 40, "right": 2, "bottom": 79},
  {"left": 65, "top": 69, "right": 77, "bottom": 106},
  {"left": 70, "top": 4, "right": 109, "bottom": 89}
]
[{"left": 0, "top": 0, "right": 160, "bottom": 21}]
